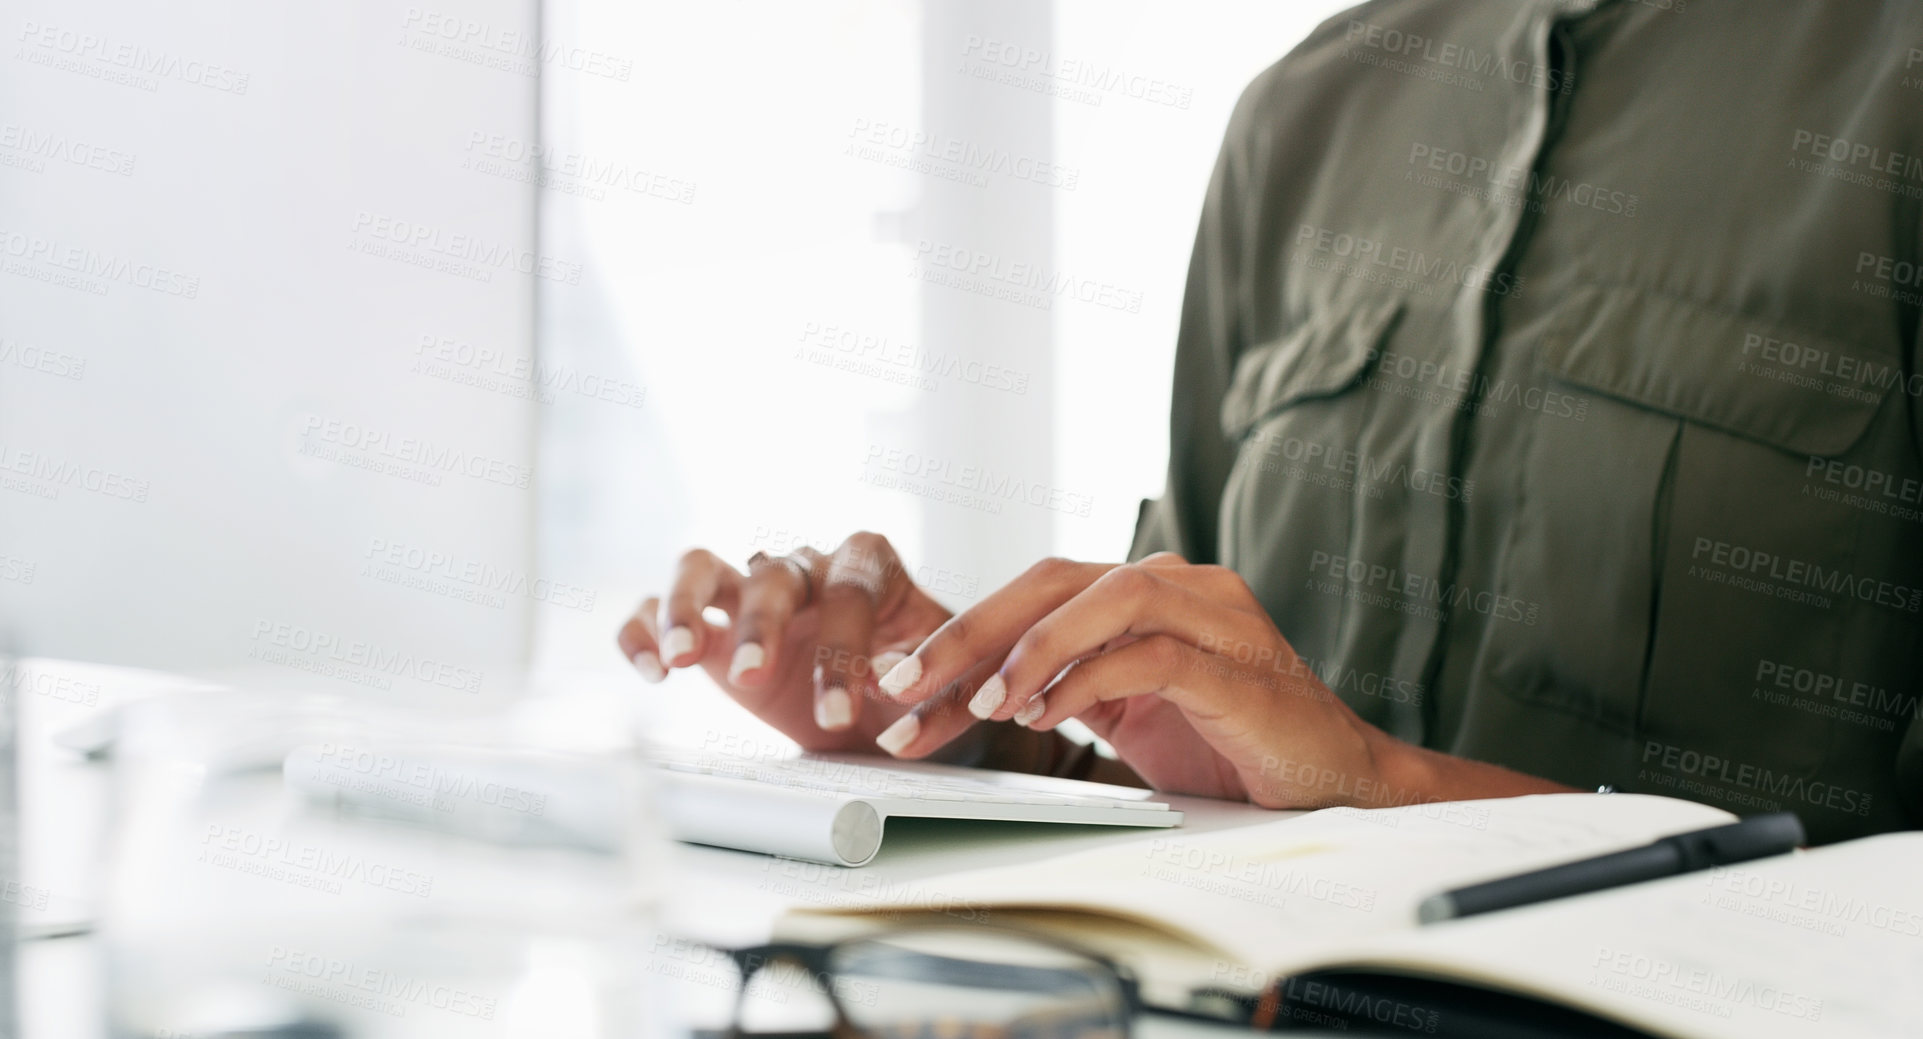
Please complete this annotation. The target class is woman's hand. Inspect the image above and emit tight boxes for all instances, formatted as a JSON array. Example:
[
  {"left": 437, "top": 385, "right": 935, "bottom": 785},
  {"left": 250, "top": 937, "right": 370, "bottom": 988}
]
[
  {"left": 616, "top": 532, "right": 1059, "bottom": 771},
  {"left": 617, "top": 532, "right": 957, "bottom": 753},
  {"left": 871, "top": 553, "right": 1403, "bottom": 808}
]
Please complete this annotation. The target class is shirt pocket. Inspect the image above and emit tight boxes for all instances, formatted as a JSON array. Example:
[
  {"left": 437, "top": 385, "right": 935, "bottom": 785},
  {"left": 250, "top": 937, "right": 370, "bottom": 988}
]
[
  {"left": 1485, "top": 283, "right": 1907, "bottom": 776},
  {"left": 1217, "top": 298, "right": 1407, "bottom": 713},
  {"left": 1220, "top": 298, "right": 1404, "bottom": 441}
]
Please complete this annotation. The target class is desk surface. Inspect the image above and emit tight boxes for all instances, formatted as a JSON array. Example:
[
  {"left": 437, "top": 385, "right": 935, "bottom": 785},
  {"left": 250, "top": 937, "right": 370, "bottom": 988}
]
[{"left": 12, "top": 659, "right": 1329, "bottom": 1039}]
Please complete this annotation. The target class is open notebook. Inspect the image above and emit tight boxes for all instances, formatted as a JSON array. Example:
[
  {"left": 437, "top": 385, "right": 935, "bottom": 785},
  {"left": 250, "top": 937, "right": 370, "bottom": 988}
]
[{"left": 782, "top": 793, "right": 1923, "bottom": 1038}]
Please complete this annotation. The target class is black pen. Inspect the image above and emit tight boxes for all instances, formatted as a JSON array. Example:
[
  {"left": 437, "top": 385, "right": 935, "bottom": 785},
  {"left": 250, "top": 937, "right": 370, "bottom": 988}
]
[{"left": 1417, "top": 811, "right": 1806, "bottom": 924}]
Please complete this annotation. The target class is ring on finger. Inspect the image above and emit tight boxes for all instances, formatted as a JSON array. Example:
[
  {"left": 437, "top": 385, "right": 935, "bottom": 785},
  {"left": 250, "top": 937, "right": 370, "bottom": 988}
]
[{"left": 747, "top": 551, "right": 814, "bottom": 608}]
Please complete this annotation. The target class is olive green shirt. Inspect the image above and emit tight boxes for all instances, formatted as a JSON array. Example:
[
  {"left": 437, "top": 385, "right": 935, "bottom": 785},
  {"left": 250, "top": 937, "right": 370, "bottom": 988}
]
[{"left": 1131, "top": 0, "right": 1923, "bottom": 843}]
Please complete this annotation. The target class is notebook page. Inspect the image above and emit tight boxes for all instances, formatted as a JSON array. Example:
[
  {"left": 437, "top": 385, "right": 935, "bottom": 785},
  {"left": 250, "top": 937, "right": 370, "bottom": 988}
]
[
  {"left": 786, "top": 793, "right": 1733, "bottom": 989},
  {"left": 1312, "top": 832, "right": 1923, "bottom": 1039}
]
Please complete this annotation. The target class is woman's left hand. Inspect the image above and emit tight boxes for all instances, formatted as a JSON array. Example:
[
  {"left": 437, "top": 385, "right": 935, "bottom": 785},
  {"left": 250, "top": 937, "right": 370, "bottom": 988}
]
[{"left": 873, "top": 553, "right": 1410, "bottom": 809}]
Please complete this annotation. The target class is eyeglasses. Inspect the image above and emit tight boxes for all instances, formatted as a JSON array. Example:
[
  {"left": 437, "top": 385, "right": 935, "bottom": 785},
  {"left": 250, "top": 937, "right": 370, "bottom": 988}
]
[
  {"left": 689, "top": 924, "right": 1646, "bottom": 1039},
  {"left": 697, "top": 925, "right": 1142, "bottom": 1039}
]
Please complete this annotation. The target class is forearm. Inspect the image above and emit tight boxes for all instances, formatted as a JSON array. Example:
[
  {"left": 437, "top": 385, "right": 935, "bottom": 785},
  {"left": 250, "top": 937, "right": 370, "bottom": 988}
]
[
  {"left": 941, "top": 722, "right": 1568, "bottom": 807},
  {"left": 1363, "top": 730, "right": 1579, "bottom": 807}
]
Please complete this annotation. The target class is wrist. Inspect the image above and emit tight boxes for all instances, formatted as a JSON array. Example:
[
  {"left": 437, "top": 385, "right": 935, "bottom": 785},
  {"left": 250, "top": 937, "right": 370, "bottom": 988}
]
[
  {"left": 1355, "top": 726, "right": 1438, "bottom": 810},
  {"left": 1349, "top": 726, "right": 1576, "bottom": 806}
]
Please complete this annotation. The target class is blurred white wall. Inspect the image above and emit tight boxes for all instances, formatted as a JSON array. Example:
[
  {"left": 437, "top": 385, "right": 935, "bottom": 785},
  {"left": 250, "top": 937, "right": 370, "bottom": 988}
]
[
  {"left": 532, "top": 0, "right": 930, "bottom": 681},
  {"left": 1052, "top": 0, "right": 1358, "bottom": 559},
  {"left": 0, "top": 1, "right": 547, "bottom": 708},
  {"left": 0, "top": 0, "right": 1354, "bottom": 712},
  {"left": 532, "top": 0, "right": 1355, "bottom": 684}
]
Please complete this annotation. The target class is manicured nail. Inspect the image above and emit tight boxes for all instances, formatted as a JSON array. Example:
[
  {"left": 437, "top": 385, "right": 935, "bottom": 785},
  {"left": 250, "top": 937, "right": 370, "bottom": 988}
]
[
  {"left": 815, "top": 686, "right": 853, "bottom": 730},
  {"left": 968, "top": 674, "right": 1007, "bottom": 720},
  {"left": 631, "top": 651, "right": 666, "bottom": 683},
  {"left": 728, "top": 642, "right": 765, "bottom": 683},
  {"left": 878, "top": 655, "right": 921, "bottom": 698},
  {"left": 661, "top": 626, "right": 695, "bottom": 664},
  {"left": 1014, "top": 696, "right": 1046, "bottom": 728},
  {"left": 871, "top": 651, "right": 907, "bottom": 678},
  {"left": 876, "top": 713, "right": 919, "bottom": 756}
]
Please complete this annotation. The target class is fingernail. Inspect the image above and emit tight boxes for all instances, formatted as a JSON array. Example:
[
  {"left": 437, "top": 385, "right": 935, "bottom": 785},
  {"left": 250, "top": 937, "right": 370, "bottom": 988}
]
[
  {"left": 661, "top": 626, "right": 695, "bottom": 664},
  {"left": 815, "top": 686, "right": 853, "bottom": 730},
  {"left": 631, "top": 651, "right": 666, "bottom": 683},
  {"left": 728, "top": 642, "right": 765, "bottom": 683},
  {"left": 1014, "top": 696, "right": 1046, "bottom": 728},
  {"left": 872, "top": 651, "right": 907, "bottom": 677},
  {"left": 968, "top": 673, "right": 1007, "bottom": 720},
  {"left": 878, "top": 655, "right": 921, "bottom": 698},
  {"left": 876, "top": 713, "right": 919, "bottom": 756}
]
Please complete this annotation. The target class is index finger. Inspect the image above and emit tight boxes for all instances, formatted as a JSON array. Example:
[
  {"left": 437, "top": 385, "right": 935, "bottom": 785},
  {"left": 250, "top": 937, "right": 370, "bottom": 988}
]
[
  {"left": 728, "top": 550, "right": 814, "bottom": 686},
  {"left": 874, "top": 655, "right": 1003, "bottom": 758},
  {"left": 876, "top": 556, "right": 1112, "bottom": 707},
  {"left": 810, "top": 532, "right": 906, "bottom": 731},
  {"left": 657, "top": 549, "right": 743, "bottom": 667}
]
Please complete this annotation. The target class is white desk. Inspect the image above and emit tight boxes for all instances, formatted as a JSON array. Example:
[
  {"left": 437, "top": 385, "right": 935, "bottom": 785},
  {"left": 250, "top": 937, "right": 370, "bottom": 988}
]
[{"left": 11, "top": 660, "right": 1330, "bottom": 1039}]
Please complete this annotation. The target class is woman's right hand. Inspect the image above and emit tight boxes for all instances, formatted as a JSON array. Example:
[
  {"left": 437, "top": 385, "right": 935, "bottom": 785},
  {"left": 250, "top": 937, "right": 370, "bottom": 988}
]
[{"left": 615, "top": 532, "right": 960, "bottom": 754}]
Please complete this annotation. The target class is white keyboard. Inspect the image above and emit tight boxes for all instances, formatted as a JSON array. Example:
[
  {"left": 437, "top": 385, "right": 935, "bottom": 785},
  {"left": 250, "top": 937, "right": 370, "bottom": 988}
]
[{"left": 648, "top": 749, "right": 1182, "bottom": 866}]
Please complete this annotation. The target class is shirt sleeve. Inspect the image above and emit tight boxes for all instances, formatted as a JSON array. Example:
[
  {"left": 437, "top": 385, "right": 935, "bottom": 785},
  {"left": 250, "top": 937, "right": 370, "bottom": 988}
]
[{"left": 1128, "top": 93, "right": 1255, "bottom": 565}]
